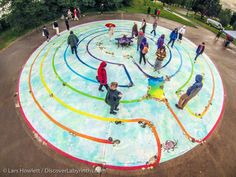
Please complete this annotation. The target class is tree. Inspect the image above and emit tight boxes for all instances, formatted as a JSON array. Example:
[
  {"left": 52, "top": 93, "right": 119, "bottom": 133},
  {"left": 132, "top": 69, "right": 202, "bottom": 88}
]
[
  {"left": 230, "top": 12, "right": 236, "bottom": 26},
  {"left": 192, "top": 0, "right": 222, "bottom": 19},
  {"left": 219, "top": 8, "right": 232, "bottom": 27}
]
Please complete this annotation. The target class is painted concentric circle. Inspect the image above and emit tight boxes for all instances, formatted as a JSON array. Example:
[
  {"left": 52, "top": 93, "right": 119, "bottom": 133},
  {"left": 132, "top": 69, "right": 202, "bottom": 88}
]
[{"left": 18, "top": 20, "right": 225, "bottom": 170}]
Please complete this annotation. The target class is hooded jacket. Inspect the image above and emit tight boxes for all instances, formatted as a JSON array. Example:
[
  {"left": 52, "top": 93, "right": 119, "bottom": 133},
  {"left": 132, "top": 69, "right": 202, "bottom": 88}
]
[
  {"left": 97, "top": 61, "right": 107, "bottom": 85},
  {"left": 157, "top": 35, "right": 165, "bottom": 49},
  {"left": 140, "top": 37, "right": 148, "bottom": 50},
  {"left": 196, "top": 44, "right": 205, "bottom": 54},
  {"left": 170, "top": 30, "right": 178, "bottom": 40},
  {"left": 187, "top": 75, "right": 203, "bottom": 96},
  {"left": 67, "top": 33, "right": 79, "bottom": 47},
  {"left": 105, "top": 88, "right": 121, "bottom": 106}
]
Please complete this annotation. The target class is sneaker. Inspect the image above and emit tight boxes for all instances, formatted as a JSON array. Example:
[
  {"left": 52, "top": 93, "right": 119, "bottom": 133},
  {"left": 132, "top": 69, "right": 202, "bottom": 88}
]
[
  {"left": 175, "top": 104, "right": 183, "bottom": 110},
  {"left": 110, "top": 111, "right": 117, "bottom": 115},
  {"left": 115, "top": 108, "right": 119, "bottom": 111},
  {"left": 99, "top": 89, "right": 104, "bottom": 92}
]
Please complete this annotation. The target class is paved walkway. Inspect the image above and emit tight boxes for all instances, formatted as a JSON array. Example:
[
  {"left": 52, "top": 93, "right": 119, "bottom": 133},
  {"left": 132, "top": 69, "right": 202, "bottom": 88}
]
[{"left": 0, "top": 13, "right": 236, "bottom": 177}]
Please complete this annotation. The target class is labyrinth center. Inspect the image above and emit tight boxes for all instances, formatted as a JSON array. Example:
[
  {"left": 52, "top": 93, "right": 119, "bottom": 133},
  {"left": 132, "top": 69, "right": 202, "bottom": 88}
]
[{"left": 18, "top": 20, "right": 225, "bottom": 170}]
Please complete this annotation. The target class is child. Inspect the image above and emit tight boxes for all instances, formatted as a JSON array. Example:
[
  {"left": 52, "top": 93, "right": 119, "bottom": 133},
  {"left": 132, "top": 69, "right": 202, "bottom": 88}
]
[
  {"left": 150, "top": 18, "right": 158, "bottom": 36},
  {"left": 132, "top": 22, "right": 138, "bottom": 37},
  {"left": 154, "top": 46, "right": 166, "bottom": 72},
  {"left": 157, "top": 34, "right": 165, "bottom": 49},
  {"left": 176, "top": 74, "right": 203, "bottom": 110},
  {"left": 105, "top": 82, "right": 123, "bottom": 115},
  {"left": 97, "top": 61, "right": 108, "bottom": 92},
  {"left": 178, "top": 26, "right": 186, "bottom": 42}
]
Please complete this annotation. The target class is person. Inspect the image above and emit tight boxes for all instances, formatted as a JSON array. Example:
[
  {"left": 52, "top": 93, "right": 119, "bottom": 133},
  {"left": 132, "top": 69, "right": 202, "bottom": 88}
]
[
  {"left": 65, "top": 18, "right": 70, "bottom": 31},
  {"left": 97, "top": 61, "right": 109, "bottom": 92},
  {"left": 157, "top": 34, "right": 165, "bottom": 49},
  {"left": 176, "top": 74, "right": 203, "bottom": 110},
  {"left": 215, "top": 30, "right": 222, "bottom": 40},
  {"left": 108, "top": 25, "right": 115, "bottom": 41},
  {"left": 73, "top": 8, "right": 79, "bottom": 20},
  {"left": 157, "top": 9, "right": 161, "bottom": 19},
  {"left": 132, "top": 22, "right": 138, "bottom": 37},
  {"left": 224, "top": 34, "right": 233, "bottom": 47},
  {"left": 154, "top": 8, "right": 158, "bottom": 17},
  {"left": 140, "top": 18, "right": 147, "bottom": 33},
  {"left": 137, "top": 30, "right": 144, "bottom": 51},
  {"left": 194, "top": 42, "right": 205, "bottom": 62},
  {"left": 42, "top": 26, "right": 50, "bottom": 42},
  {"left": 67, "top": 31, "right": 79, "bottom": 54},
  {"left": 154, "top": 46, "right": 166, "bottom": 72},
  {"left": 67, "top": 8, "right": 72, "bottom": 19},
  {"left": 53, "top": 21, "right": 60, "bottom": 36},
  {"left": 167, "top": 28, "right": 178, "bottom": 48},
  {"left": 105, "top": 82, "right": 123, "bottom": 115},
  {"left": 77, "top": 7, "right": 81, "bottom": 19},
  {"left": 100, "top": 3, "right": 104, "bottom": 14},
  {"left": 150, "top": 18, "right": 158, "bottom": 36},
  {"left": 178, "top": 26, "right": 186, "bottom": 42},
  {"left": 147, "top": 6, "right": 151, "bottom": 16},
  {"left": 139, "top": 37, "right": 149, "bottom": 65}
]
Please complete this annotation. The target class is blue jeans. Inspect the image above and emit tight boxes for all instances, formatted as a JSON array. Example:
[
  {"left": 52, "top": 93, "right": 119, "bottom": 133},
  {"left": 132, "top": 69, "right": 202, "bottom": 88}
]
[{"left": 168, "top": 39, "right": 176, "bottom": 48}]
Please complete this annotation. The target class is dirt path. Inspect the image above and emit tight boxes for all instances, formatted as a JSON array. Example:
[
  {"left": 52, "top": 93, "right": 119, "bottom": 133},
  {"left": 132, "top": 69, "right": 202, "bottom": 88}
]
[{"left": 0, "top": 13, "right": 235, "bottom": 177}]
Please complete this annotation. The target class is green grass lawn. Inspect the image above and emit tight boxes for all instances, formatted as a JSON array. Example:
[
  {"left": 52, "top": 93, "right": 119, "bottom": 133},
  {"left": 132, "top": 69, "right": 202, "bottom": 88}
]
[{"left": 120, "top": 0, "right": 196, "bottom": 27}]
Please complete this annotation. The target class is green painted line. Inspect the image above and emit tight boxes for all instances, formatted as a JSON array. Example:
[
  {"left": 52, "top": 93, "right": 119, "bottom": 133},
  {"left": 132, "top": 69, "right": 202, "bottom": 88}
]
[
  {"left": 52, "top": 42, "right": 142, "bottom": 104},
  {"left": 176, "top": 46, "right": 194, "bottom": 93}
]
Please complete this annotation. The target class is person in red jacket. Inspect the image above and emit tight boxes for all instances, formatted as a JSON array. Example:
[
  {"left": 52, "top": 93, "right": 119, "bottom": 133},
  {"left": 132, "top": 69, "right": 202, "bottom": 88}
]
[{"left": 97, "top": 61, "right": 108, "bottom": 92}]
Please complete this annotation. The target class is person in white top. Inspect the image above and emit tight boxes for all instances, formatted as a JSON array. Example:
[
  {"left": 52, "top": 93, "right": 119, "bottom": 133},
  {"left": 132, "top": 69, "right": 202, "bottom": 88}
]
[
  {"left": 108, "top": 26, "right": 115, "bottom": 41},
  {"left": 178, "top": 26, "right": 186, "bottom": 42}
]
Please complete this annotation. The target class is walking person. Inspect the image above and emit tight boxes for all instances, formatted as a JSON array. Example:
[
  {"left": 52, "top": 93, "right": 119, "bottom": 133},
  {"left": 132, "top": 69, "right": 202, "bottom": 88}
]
[
  {"left": 105, "top": 82, "right": 123, "bottom": 115},
  {"left": 100, "top": 3, "right": 104, "bottom": 14},
  {"left": 176, "top": 75, "right": 203, "bottom": 110},
  {"left": 53, "top": 21, "right": 60, "bottom": 36},
  {"left": 154, "top": 46, "right": 166, "bottom": 72},
  {"left": 67, "top": 8, "right": 72, "bottom": 19},
  {"left": 108, "top": 25, "right": 115, "bottom": 41},
  {"left": 147, "top": 6, "right": 151, "bottom": 17},
  {"left": 194, "top": 42, "right": 205, "bottom": 62},
  {"left": 137, "top": 30, "right": 144, "bottom": 51},
  {"left": 65, "top": 18, "right": 70, "bottom": 31},
  {"left": 132, "top": 22, "right": 138, "bottom": 37},
  {"left": 157, "top": 9, "right": 161, "bottom": 19},
  {"left": 167, "top": 28, "right": 178, "bottom": 48},
  {"left": 140, "top": 18, "right": 147, "bottom": 33},
  {"left": 215, "top": 30, "right": 223, "bottom": 40},
  {"left": 157, "top": 34, "right": 165, "bottom": 49},
  {"left": 42, "top": 26, "right": 50, "bottom": 42},
  {"left": 154, "top": 8, "right": 158, "bottom": 17},
  {"left": 67, "top": 31, "right": 79, "bottom": 54},
  {"left": 178, "top": 26, "right": 186, "bottom": 42},
  {"left": 97, "top": 61, "right": 109, "bottom": 92},
  {"left": 139, "top": 37, "right": 149, "bottom": 65},
  {"left": 73, "top": 8, "right": 79, "bottom": 20},
  {"left": 150, "top": 18, "right": 158, "bottom": 36}
]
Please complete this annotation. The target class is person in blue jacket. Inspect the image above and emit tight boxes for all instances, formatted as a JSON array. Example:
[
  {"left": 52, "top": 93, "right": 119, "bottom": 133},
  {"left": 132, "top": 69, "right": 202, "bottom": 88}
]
[
  {"left": 139, "top": 37, "right": 149, "bottom": 65},
  {"left": 194, "top": 42, "right": 205, "bottom": 62},
  {"left": 176, "top": 74, "right": 203, "bottom": 110},
  {"left": 167, "top": 28, "right": 178, "bottom": 48}
]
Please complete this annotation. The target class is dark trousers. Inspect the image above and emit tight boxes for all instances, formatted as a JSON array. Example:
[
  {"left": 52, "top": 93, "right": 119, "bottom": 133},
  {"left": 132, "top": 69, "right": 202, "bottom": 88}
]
[
  {"left": 150, "top": 29, "right": 156, "bottom": 36},
  {"left": 110, "top": 103, "right": 119, "bottom": 112},
  {"left": 139, "top": 51, "right": 146, "bottom": 64},
  {"left": 194, "top": 53, "right": 201, "bottom": 61},
  {"left": 99, "top": 84, "right": 108, "bottom": 91},
  {"left": 71, "top": 46, "right": 77, "bottom": 54},
  {"left": 178, "top": 34, "right": 183, "bottom": 40},
  {"left": 168, "top": 39, "right": 176, "bottom": 48},
  {"left": 66, "top": 24, "right": 69, "bottom": 31}
]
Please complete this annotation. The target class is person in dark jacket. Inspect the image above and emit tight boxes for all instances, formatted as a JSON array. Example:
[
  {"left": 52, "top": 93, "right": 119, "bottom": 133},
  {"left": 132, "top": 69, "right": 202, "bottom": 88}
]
[
  {"left": 65, "top": 18, "right": 70, "bottom": 31},
  {"left": 67, "top": 31, "right": 79, "bottom": 54},
  {"left": 53, "top": 21, "right": 60, "bottom": 36},
  {"left": 132, "top": 22, "right": 138, "bottom": 37},
  {"left": 194, "top": 42, "right": 205, "bottom": 62},
  {"left": 157, "top": 34, "right": 165, "bottom": 49},
  {"left": 139, "top": 37, "right": 149, "bottom": 65},
  {"left": 167, "top": 28, "right": 178, "bottom": 48},
  {"left": 176, "top": 74, "right": 203, "bottom": 109},
  {"left": 140, "top": 18, "right": 147, "bottom": 33},
  {"left": 147, "top": 7, "right": 151, "bottom": 16},
  {"left": 105, "top": 82, "right": 123, "bottom": 115},
  {"left": 42, "top": 26, "right": 50, "bottom": 42},
  {"left": 97, "top": 61, "right": 108, "bottom": 92}
]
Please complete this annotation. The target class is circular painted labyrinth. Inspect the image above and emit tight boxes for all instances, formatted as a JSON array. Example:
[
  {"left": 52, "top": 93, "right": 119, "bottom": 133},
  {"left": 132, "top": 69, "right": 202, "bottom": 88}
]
[{"left": 18, "top": 20, "right": 225, "bottom": 170}]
